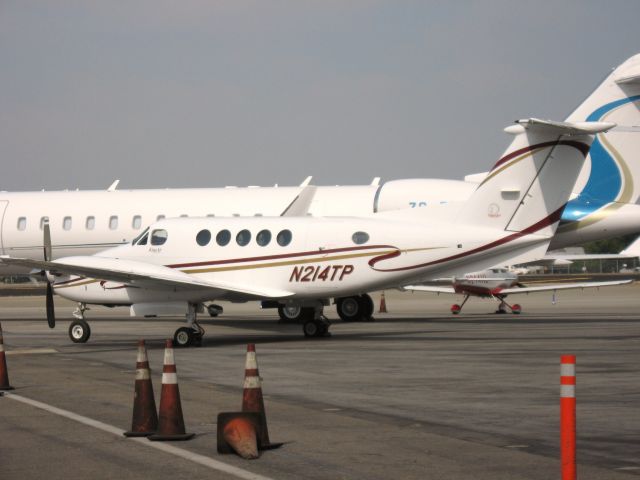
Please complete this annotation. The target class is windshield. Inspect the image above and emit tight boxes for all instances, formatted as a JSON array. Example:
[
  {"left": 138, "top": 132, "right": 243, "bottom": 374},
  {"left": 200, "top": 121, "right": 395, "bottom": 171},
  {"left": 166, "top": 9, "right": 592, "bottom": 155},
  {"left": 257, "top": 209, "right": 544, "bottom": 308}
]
[{"left": 132, "top": 227, "right": 150, "bottom": 245}]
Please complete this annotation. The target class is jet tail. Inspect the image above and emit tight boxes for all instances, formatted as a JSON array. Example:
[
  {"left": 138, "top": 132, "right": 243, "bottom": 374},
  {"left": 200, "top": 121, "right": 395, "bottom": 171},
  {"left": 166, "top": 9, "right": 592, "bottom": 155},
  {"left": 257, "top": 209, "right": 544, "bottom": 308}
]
[
  {"left": 456, "top": 119, "right": 614, "bottom": 237},
  {"left": 563, "top": 53, "right": 640, "bottom": 220}
]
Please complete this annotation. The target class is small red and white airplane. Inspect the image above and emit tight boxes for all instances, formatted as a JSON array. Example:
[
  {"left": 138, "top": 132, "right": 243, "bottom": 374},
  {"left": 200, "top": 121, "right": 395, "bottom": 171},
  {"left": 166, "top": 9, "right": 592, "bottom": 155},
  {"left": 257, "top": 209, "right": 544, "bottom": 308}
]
[{"left": 404, "top": 268, "right": 631, "bottom": 314}]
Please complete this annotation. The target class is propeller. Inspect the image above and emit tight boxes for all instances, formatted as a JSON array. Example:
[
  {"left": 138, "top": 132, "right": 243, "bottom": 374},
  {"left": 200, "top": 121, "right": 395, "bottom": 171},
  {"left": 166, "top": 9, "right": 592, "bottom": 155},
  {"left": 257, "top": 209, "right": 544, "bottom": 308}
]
[{"left": 43, "top": 221, "right": 55, "bottom": 329}]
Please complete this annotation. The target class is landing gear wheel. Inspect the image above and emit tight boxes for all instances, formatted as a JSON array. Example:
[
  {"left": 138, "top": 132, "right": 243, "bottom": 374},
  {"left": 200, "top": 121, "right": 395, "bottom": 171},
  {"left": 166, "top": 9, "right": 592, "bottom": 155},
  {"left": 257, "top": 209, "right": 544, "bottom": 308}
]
[
  {"left": 206, "top": 304, "right": 223, "bottom": 317},
  {"left": 359, "top": 294, "right": 374, "bottom": 321},
  {"left": 278, "top": 304, "right": 303, "bottom": 323},
  {"left": 174, "top": 327, "right": 194, "bottom": 347},
  {"left": 336, "top": 296, "right": 362, "bottom": 322},
  {"left": 511, "top": 304, "right": 522, "bottom": 314},
  {"left": 69, "top": 320, "right": 91, "bottom": 343},
  {"left": 303, "top": 320, "right": 330, "bottom": 338},
  {"left": 451, "top": 304, "right": 461, "bottom": 314}
]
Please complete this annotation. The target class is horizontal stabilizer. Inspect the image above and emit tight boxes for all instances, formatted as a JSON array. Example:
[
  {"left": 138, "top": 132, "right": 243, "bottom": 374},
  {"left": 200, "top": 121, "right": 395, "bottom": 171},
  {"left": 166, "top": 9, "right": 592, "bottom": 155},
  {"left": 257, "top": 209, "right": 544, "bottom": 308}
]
[{"left": 505, "top": 118, "right": 616, "bottom": 135}]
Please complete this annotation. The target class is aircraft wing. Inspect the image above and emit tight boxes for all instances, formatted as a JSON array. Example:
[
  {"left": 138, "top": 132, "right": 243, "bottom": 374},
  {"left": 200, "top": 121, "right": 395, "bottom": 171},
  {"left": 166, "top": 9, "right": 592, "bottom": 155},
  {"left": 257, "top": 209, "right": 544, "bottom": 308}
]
[
  {"left": 499, "top": 279, "right": 633, "bottom": 295},
  {"left": 403, "top": 285, "right": 456, "bottom": 294},
  {"left": 0, "top": 255, "right": 294, "bottom": 299}
]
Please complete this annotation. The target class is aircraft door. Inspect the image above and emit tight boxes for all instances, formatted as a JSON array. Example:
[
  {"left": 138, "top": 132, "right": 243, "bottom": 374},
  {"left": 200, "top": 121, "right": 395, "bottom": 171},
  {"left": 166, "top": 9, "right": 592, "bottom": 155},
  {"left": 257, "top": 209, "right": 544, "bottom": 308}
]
[{"left": 0, "top": 201, "right": 8, "bottom": 255}]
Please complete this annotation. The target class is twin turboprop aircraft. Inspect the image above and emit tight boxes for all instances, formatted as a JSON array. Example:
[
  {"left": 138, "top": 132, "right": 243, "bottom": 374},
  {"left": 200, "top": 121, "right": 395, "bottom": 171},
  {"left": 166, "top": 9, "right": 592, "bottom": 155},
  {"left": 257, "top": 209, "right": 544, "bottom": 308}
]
[
  {"left": 404, "top": 268, "right": 631, "bottom": 314},
  {"left": 1, "top": 118, "right": 614, "bottom": 344}
]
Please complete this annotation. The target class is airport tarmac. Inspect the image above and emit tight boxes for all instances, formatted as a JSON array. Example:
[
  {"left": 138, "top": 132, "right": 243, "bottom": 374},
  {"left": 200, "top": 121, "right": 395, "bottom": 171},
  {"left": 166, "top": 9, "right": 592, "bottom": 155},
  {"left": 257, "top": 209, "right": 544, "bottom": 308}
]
[{"left": 0, "top": 286, "right": 638, "bottom": 479}]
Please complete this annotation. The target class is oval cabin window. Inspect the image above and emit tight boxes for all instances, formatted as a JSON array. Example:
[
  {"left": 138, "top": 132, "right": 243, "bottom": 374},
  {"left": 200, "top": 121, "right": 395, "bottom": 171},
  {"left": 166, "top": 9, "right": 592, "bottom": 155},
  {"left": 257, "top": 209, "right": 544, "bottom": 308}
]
[
  {"left": 236, "top": 229, "right": 251, "bottom": 247},
  {"left": 216, "top": 229, "right": 231, "bottom": 246},
  {"left": 196, "top": 229, "right": 211, "bottom": 246},
  {"left": 276, "top": 229, "right": 292, "bottom": 247},
  {"left": 352, "top": 231, "right": 369, "bottom": 245},
  {"left": 256, "top": 229, "right": 271, "bottom": 247}
]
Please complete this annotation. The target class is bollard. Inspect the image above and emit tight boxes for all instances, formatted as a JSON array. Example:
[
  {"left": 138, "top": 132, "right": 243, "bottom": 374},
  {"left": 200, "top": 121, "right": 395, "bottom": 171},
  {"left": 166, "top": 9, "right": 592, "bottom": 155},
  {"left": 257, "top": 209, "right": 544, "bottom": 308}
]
[
  {"left": 378, "top": 292, "right": 388, "bottom": 314},
  {"left": 560, "top": 355, "right": 576, "bottom": 480}
]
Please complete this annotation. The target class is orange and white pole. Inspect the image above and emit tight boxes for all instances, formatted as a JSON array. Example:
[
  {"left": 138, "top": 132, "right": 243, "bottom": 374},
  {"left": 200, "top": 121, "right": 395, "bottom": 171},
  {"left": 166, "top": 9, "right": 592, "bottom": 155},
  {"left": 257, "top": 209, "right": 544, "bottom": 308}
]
[{"left": 560, "top": 355, "right": 576, "bottom": 480}]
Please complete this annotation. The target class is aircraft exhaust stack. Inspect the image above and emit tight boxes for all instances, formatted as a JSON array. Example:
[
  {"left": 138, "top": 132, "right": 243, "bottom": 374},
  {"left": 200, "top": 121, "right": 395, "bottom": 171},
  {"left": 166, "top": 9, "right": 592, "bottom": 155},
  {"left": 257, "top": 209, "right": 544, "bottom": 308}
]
[
  {"left": 0, "top": 323, "right": 14, "bottom": 391},
  {"left": 148, "top": 340, "right": 194, "bottom": 441},
  {"left": 123, "top": 340, "right": 158, "bottom": 437}
]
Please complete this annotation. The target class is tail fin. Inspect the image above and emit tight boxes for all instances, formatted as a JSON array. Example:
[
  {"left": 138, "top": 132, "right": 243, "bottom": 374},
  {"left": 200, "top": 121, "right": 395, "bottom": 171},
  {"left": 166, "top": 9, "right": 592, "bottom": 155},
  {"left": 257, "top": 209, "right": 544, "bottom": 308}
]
[
  {"left": 456, "top": 119, "right": 614, "bottom": 236},
  {"left": 563, "top": 53, "right": 640, "bottom": 220}
]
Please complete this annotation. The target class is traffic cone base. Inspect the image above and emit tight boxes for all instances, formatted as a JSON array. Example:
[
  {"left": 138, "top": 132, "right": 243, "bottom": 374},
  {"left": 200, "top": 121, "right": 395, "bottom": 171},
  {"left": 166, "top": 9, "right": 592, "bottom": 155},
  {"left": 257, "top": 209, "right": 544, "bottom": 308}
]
[{"left": 217, "top": 412, "right": 261, "bottom": 459}]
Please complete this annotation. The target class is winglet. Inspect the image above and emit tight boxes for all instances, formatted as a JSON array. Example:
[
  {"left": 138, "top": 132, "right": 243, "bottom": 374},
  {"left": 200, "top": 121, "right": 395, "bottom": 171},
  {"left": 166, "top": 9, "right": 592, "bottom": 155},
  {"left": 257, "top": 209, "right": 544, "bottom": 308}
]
[
  {"left": 280, "top": 185, "right": 317, "bottom": 217},
  {"left": 107, "top": 180, "right": 120, "bottom": 192}
]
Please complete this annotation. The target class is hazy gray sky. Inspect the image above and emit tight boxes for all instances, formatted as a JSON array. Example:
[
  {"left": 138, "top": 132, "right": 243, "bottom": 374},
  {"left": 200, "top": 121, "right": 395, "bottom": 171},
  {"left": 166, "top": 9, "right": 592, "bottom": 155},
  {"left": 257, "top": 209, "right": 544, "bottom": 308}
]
[{"left": 1, "top": 1, "right": 639, "bottom": 190}]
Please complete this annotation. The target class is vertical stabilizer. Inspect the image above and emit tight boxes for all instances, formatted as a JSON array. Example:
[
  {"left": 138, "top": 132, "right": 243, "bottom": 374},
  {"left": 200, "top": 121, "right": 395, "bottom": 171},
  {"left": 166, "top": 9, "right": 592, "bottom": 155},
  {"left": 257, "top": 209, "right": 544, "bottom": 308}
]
[{"left": 456, "top": 119, "right": 614, "bottom": 237}]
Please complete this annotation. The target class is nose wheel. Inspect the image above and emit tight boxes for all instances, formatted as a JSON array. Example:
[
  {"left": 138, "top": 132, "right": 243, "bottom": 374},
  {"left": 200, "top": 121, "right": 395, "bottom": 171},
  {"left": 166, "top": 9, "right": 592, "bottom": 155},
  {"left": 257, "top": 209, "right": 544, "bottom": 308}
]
[{"left": 68, "top": 319, "right": 91, "bottom": 343}]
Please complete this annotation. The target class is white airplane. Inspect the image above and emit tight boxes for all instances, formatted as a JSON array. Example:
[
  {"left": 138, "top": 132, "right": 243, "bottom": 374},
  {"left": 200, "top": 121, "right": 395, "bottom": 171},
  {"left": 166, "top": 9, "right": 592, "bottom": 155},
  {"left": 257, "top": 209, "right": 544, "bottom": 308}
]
[
  {"left": 404, "top": 268, "right": 631, "bottom": 314},
  {"left": 0, "top": 115, "right": 614, "bottom": 345},
  {"left": 0, "top": 54, "right": 639, "bottom": 279}
]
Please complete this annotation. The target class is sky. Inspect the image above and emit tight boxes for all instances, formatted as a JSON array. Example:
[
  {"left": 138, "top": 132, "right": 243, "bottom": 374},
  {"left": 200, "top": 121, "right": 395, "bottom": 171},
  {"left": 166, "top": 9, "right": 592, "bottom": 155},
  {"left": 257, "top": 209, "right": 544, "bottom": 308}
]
[{"left": 1, "top": 1, "right": 639, "bottom": 191}]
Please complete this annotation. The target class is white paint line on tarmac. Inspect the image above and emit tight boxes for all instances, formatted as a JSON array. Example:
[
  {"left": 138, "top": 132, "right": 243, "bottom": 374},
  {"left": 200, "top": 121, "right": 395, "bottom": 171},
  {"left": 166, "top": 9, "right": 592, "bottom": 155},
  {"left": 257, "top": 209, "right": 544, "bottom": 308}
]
[
  {"left": 5, "top": 393, "right": 275, "bottom": 480},
  {"left": 6, "top": 348, "right": 58, "bottom": 356}
]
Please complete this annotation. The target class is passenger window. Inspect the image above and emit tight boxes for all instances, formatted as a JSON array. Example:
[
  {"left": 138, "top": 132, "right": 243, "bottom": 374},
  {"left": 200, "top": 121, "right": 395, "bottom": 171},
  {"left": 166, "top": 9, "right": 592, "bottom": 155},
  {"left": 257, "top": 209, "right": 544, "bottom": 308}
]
[
  {"left": 156, "top": 214, "right": 165, "bottom": 221},
  {"left": 132, "top": 215, "right": 142, "bottom": 230},
  {"left": 216, "top": 230, "right": 231, "bottom": 246},
  {"left": 86, "top": 216, "right": 95, "bottom": 230},
  {"left": 109, "top": 216, "right": 118, "bottom": 230},
  {"left": 256, "top": 229, "right": 271, "bottom": 247},
  {"left": 17, "top": 217, "right": 26, "bottom": 231},
  {"left": 40, "top": 217, "right": 49, "bottom": 230},
  {"left": 63, "top": 216, "right": 72, "bottom": 231},
  {"left": 352, "top": 231, "right": 369, "bottom": 245},
  {"left": 277, "top": 229, "right": 292, "bottom": 247},
  {"left": 151, "top": 229, "right": 168, "bottom": 246},
  {"left": 196, "top": 229, "right": 211, "bottom": 246},
  {"left": 236, "top": 229, "right": 251, "bottom": 246}
]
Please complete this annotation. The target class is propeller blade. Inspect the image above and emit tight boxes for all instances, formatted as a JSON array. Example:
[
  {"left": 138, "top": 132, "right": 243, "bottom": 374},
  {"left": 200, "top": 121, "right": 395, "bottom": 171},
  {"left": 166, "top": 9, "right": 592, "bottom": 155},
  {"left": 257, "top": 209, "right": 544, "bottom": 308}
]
[
  {"left": 46, "top": 282, "right": 56, "bottom": 329},
  {"left": 43, "top": 221, "right": 52, "bottom": 262}
]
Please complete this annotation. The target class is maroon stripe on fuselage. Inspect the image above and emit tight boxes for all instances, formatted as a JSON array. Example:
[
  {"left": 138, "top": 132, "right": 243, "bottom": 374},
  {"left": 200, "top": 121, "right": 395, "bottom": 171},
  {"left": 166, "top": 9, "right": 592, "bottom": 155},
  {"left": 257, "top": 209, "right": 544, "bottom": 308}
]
[
  {"left": 368, "top": 205, "right": 565, "bottom": 272},
  {"left": 490, "top": 140, "right": 590, "bottom": 172},
  {"left": 167, "top": 244, "right": 396, "bottom": 269}
]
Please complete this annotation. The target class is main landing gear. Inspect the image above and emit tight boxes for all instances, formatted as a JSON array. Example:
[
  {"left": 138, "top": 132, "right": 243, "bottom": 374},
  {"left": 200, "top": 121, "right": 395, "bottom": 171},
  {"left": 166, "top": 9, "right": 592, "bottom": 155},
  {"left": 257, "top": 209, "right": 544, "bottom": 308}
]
[
  {"left": 450, "top": 295, "right": 522, "bottom": 315},
  {"left": 336, "top": 294, "right": 374, "bottom": 322},
  {"left": 276, "top": 302, "right": 331, "bottom": 338},
  {"left": 173, "top": 303, "right": 205, "bottom": 347}
]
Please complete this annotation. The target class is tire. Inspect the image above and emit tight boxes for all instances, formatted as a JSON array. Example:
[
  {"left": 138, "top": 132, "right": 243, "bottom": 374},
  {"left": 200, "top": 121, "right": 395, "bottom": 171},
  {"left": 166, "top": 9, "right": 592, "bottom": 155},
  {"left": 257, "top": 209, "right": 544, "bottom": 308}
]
[
  {"left": 359, "top": 294, "right": 374, "bottom": 320},
  {"left": 69, "top": 320, "right": 91, "bottom": 343},
  {"left": 173, "top": 327, "right": 193, "bottom": 347},
  {"left": 278, "top": 304, "right": 304, "bottom": 323},
  {"left": 303, "top": 320, "right": 320, "bottom": 337},
  {"left": 336, "top": 296, "right": 362, "bottom": 322}
]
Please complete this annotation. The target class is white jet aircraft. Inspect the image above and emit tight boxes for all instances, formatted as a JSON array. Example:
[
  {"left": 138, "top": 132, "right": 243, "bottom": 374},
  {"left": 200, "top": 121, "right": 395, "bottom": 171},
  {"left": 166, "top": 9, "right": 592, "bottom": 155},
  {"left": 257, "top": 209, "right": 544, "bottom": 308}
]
[
  {"left": 1, "top": 117, "right": 613, "bottom": 345},
  {"left": 404, "top": 268, "right": 631, "bottom": 314}
]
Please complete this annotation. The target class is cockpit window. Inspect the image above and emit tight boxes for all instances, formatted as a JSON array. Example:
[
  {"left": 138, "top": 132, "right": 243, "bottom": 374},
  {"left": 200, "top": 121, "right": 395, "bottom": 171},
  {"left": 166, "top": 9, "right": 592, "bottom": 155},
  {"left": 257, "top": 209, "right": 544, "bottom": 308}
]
[
  {"left": 151, "top": 229, "right": 168, "bottom": 246},
  {"left": 132, "top": 227, "right": 150, "bottom": 245}
]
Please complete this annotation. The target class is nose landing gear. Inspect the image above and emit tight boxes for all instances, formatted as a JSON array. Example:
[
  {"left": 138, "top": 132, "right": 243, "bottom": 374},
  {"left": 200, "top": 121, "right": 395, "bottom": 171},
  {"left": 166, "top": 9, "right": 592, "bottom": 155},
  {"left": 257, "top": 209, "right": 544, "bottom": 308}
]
[{"left": 173, "top": 303, "right": 205, "bottom": 347}]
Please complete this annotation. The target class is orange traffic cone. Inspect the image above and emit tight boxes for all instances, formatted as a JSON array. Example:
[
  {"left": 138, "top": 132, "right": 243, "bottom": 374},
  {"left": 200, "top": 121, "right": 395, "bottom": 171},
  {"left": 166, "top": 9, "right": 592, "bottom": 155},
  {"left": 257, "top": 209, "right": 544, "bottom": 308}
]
[
  {"left": 379, "top": 292, "right": 388, "bottom": 314},
  {"left": 124, "top": 340, "right": 158, "bottom": 437},
  {"left": 0, "top": 323, "right": 14, "bottom": 391},
  {"left": 148, "top": 339, "right": 194, "bottom": 441},
  {"left": 217, "top": 412, "right": 262, "bottom": 459},
  {"left": 241, "top": 344, "right": 281, "bottom": 449}
]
